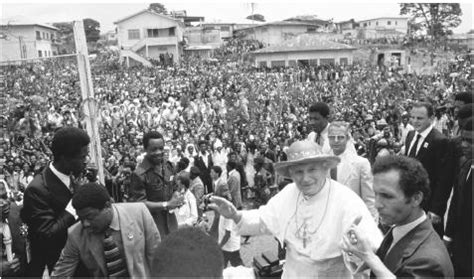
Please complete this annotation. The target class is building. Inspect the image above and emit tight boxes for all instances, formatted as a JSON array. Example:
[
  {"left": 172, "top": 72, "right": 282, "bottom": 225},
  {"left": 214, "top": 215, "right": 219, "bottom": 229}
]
[
  {"left": 252, "top": 33, "right": 355, "bottom": 68},
  {"left": 357, "top": 17, "right": 408, "bottom": 39},
  {"left": 0, "top": 19, "right": 59, "bottom": 62},
  {"left": 234, "top": 21, "right": 323, "bottom": 46},
  {"left": 448, "top": 33, "right": 474, "bottom": 50},
  {"left": 114, "top": 9, "right": 186, "bottom": 66},
  {"left": 335, "top": 19, "right": 359, "bottom": 37}
]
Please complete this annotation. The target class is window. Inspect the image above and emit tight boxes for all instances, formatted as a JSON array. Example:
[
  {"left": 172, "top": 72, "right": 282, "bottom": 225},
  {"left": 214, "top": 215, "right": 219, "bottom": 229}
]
[
  {"left": 376, "top": 21, "right": 379, "bottom": 26},
  {"left": 363, "top": 23, "right": 367, "bottom": 27},
  {"left": 51, "top": 33, "right": 54, "bottom": 40},
  {"left": 128, "top": 29, "right": 140, "bottom": 40},
  {"left": 288, "top": 60, "right": 297, "bottom": 67},
  {"left": 169, "top": 27, "right": 175, "bottom": 36},
  {"left": 271, "top": 60, "right": 285, "bottom": 67},
  {"left": 340, "top": 58, "right": 348, "bottom": 65},
  {"left": 258, "top": 61, "right": 267, "bottom": 68},
  {"left": 319, "top": 58, "right": 335, "bottom": 65},
  {"left": 387, "top": 21, "right": 391, "bottom": 25},
  {"left": 307, "top": 27, "right": 316, "bottom": 33},
  {"left": 147, "top": 29, "right": 159, "bottom": 38},
  {"left": 220, "top": 26, "right": 230, "bottom": 32},
  {"left": 395, "top": 21, "right": 397, "bottom": 26},
  {"left": 36, "top": 31, "right": 41, "bottom": 40},
  {"left": 38, "top": 50, "right": 42, "bottom": 57},
  {"left": 309, "top": 59, "right": 318, "bottom": 66}
]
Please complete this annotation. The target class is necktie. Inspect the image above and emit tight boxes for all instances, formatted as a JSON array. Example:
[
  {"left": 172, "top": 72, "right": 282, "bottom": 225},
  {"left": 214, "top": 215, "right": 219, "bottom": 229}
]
[
  {"left": 103, "top": 231, "right": 129, "bottom": 277},
  {"left": 330, "top": 167, "right": 337, "bottom": 180},
  {"left": 376, "top": 227, "right": 394, "bottom": 261},
  {"left": 408, "top": 134, "right": 422, "bottom": 157},
  {"left": 370, "top": 228, "right": 394, "bottom": 278},
  {"left": 315, "top": 133, "right": 321, "bottom": 145}
]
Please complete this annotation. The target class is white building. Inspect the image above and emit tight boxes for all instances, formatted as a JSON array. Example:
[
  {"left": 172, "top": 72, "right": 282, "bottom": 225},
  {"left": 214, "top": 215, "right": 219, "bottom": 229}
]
[
  {"left": 234, "top": 21, "right": 323, "bottom": 46},
  {"left": 357, "top": 17, "right": 408, "bottom": 39},
  {"left": 0, "top": 21, "right": 58, "bottom": 62},
  {"left": 252, "top": 33, "right": 355, "bottom": 68},
  {"left": 114, "top": 9, "right": 185, "bottom": 66}
]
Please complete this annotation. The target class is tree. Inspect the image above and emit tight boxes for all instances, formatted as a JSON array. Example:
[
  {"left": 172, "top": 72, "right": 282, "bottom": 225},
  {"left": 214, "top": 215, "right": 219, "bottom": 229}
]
[
  {"left": 148, "top": 3, "right": 167, "bottom": 14},
  {"left": 246, "top": 14, "right": 265, "bottom": 22},
  {"left": 83, "top": 18, "right": 100, "bottom": 43},
  {"left": 400, "top": 3, "right": 462, "bottom": 40}
]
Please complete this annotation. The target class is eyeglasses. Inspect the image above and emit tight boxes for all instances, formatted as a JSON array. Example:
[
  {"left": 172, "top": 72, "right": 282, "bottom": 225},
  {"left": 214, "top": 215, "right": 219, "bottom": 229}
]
[{"left": 328, "top": 135, "right": 346, "bottom": 141}]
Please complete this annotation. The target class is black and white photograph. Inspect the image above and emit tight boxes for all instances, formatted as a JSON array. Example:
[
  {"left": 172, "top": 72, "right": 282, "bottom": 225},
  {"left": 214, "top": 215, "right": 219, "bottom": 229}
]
[{"left": 1, "top": 0, "right": 472, "bottom": 277}]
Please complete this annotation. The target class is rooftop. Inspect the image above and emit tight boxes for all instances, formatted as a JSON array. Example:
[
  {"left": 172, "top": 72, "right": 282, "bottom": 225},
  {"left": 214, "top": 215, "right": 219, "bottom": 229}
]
[{"left": 253, "top": 33, "right": 355, "bottom": 54}]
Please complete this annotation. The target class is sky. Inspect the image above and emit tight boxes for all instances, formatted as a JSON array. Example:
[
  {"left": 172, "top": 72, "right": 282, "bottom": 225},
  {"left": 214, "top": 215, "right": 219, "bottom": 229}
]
[{"left": 1, "top": 0, "right": 472, "bottom": 34}]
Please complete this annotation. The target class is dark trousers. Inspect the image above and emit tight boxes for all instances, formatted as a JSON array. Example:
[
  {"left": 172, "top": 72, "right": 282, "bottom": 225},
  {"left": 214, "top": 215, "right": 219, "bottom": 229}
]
[{"left": 223, "top": 250, "right": 243, "bottom": 267}]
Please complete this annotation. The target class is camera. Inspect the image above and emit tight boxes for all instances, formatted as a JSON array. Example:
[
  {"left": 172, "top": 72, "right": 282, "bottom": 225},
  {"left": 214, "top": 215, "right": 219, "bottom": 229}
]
[{"left": 203, "top": 193, "right": 213, "bottom": 211}]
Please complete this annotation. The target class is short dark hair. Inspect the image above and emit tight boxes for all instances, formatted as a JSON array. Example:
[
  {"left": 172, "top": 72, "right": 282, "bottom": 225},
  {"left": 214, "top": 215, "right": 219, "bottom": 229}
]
[
  {"left": 176, "top": 174, "right": 190, "bottom": 189},
  {"left": 454, "top": 92, "right": 474, "bottom": 104},
  {"left": 411, "top": 102, "right": 434, "bottom": 117},
  {"left": 198, "top": 140, "right": 208, "bottom": 146},
  {"left": 51, "top": 127, "right": 90, "bottom": 161},
  {"left": 190, "top": 166, "right": 200, "bottom": 176},
  {"left": 372, "top": 155, "right": 430, "bottom": 207},
  {"left": 457, "top": 104, "right": 474, "bottom": 121},
  {"left": 152, "top": 227, "right": 224, "bottom": 278},
  {"left": 72, "top": 182, "right": 111, "bottom": 211},
  {"left": 176, "top": 157, "right": 190, "bottom": 172},
  {"left": 309, "top": 102, "right": 330, "bottom": 118},
  {"left": 211, "top": 165, "right": 222, "bottom": 176},
  {"left": 142, "top": 131, "right": 163, "bottom": 149},
  {"left": 461, "top": 117, "right": 473, "bottom": 131},
  {"left": 227, "top": 160, "right": 237, "bottom": 170}
]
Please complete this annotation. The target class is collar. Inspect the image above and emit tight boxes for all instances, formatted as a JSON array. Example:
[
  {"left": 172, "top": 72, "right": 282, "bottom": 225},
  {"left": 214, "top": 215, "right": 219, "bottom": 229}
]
[
  {"left": 109, "top": 205, "right": 119, "bottom": 231},
  {"left": 415, "top": 124, "right": 433, "bottom": 140},
  {"left": 49, "top": 163, "right": 71, "bottom": 188},
  {"left": 392, "top": 211, "right": 426, "bottom": 247}
]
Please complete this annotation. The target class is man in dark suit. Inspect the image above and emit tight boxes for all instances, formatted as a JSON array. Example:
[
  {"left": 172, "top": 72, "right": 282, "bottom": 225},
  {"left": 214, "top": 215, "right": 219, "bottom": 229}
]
[
  {"left": 52, "top": 182, "right": 160, "bottom": 277},
  {"left": 404, "top": 101, "right": 454, "bottom": 236},
  {"left": 341, "top": 155, "right": 453, "bottom": 278},
  {"left": 21, "top": 127, "right": 90, "bottom": 277},
  {"left": 444, "top": 117, "right": 473, "bottom": 277},
  {"left": 194, "top": 140, "right": 213, "bottom": 194}
]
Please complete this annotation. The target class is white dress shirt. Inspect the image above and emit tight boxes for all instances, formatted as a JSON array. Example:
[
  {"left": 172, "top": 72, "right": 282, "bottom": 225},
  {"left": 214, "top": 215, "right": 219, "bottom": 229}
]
[
  {"left": 407, "top": 124, "right": 433, "bottom": 156},
  {"left": 49, "top": 163, "right": 71, "bottom": 192}
]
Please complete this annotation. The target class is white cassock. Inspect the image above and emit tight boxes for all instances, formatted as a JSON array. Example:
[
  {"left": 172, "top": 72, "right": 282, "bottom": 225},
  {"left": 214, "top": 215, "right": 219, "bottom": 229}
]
[{"left": 236, "top": 179, "right": 382, "bottom": 278}]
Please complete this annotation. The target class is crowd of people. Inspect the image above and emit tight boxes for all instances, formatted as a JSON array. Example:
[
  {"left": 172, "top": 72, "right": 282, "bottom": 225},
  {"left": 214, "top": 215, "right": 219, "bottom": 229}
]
[{"left": 1, "top": 36, "right": 473, "bottom": 278}]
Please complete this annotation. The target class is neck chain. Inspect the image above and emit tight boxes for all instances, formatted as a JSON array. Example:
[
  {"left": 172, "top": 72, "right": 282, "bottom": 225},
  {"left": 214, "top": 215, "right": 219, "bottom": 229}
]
[{"left": 295, "top": 179, "right": 332, "bottom": 248}]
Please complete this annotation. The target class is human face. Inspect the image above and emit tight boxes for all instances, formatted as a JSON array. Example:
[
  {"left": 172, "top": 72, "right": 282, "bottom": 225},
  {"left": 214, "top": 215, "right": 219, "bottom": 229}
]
[
  {"left": 328, "top": 126, "right": 348, "bottom": 156},
  {"left": 289, "top": 162, "right": 328, "bottom": 197},
  {"left": 410, "top": 107, "right": 432, "bottom": 133},
  {"left": 309, "top": 112, "right": 328, "bottom": 133},
  {"left": 460, "top": 130, "right": 474, "bottom": 159},
  {"left": 210, "top": 169, "right": 218, "bottom": 180},
  {"left": 66, "top": 146, "right": 89, "bottom": 177},
  {"left": 199, "top": 143, "right": 207, "bottom": 154},
  {"left": 453, "top": 100, "right": 465, "bottom": 118},
  {"left": 145, "top": 138, "right": 165, "bottom": 166},
  {"left": 77, "top": 206, "right": 112, "bottom": 234},
  {"left": 374, "top": 170, "right": 419, "bottom": 226}
]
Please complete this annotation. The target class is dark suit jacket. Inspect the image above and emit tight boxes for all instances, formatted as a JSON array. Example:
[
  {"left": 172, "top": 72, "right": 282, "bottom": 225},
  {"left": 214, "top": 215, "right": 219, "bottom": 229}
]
[
  {"left": 52, "top": 203, "right": 160, "bottom": 278},
  {"left": 20, "top": 166, "right": 76, "bottom": 275},
  {"left": 383, "top": 218, "right": 453, "bottom": 277},
  {"left": 194, "top": 153, "right": 213, "bottom": 193},
  {"left": 405, "top": 129, "right": 454, "bottom": 217},
  {"left": 445, "top": 159, "right": 472, "bottom": 275}
]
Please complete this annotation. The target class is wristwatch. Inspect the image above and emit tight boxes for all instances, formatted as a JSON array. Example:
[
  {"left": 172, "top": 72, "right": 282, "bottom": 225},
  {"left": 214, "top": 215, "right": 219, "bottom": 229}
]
[{"left": 163, "top": 202, "right": 169, "bottom": 210}]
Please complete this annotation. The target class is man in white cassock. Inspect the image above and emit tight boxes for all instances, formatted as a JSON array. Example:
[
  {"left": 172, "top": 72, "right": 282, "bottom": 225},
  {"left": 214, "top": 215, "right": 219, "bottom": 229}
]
[{"left": 210, "top": 141, "right": 382, "bottom": 278}]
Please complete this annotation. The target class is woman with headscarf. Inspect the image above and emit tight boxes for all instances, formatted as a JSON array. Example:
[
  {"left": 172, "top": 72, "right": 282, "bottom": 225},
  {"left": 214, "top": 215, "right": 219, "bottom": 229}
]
[{"left": 184, "top": 143, "right": 197, "bottom": 173}]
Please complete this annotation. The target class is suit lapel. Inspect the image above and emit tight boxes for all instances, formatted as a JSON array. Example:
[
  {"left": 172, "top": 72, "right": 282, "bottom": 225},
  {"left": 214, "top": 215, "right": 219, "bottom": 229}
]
[
  {"left": 405, "top": 131, "right": 415, "bottom": 155},
  {"left": 384, "top": 219, "right": 432, "bottom": 273},
  {"left": 44, "top": 167, "right": 72, "bottom": 208},
  {"left": 85, "top": 230, "right": 107, "bottom": 276},
  {"left": 415, "top": 130, "right": 434, "bottom": 160},
  {"left": 116, "top": 205, "right": 136, "bottom": 276}
]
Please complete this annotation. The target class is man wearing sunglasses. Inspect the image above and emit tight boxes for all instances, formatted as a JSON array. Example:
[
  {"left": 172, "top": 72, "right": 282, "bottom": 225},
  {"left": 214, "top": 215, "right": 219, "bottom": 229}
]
[{"left": 328, "top": 121, "right": 377, "bottom": 220}]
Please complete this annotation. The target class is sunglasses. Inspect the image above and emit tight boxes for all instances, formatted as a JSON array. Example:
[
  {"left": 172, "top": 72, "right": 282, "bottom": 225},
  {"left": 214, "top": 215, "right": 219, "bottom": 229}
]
[{"left": 328, "top": 135, "right": 347, "bottom": 141}]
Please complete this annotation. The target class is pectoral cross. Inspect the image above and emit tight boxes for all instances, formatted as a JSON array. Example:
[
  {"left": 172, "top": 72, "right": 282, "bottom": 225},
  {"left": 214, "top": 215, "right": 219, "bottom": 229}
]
[{"left": 302, "top": 225, "right": 307, "bottom": 248}]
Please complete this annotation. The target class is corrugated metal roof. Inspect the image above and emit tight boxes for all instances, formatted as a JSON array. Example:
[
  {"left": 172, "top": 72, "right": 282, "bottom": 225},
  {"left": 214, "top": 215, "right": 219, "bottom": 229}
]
[
  {"left": 114, "top": 9, "right": 183, "bottom": 26},
  {"left": 235, "top": 21, "right": 321, "bottom": 32},
  {"left": 0, "top": 17, "right": 58, "bottom": 30},
  {"left": 253, "top": 33, "right": 356, "bottom": 54}
]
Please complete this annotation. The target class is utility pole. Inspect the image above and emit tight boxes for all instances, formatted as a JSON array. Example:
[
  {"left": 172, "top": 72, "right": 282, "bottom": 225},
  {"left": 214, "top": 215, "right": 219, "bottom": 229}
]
[{"left": 73, "top": 20, "right": 105, "bottom": 184}]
